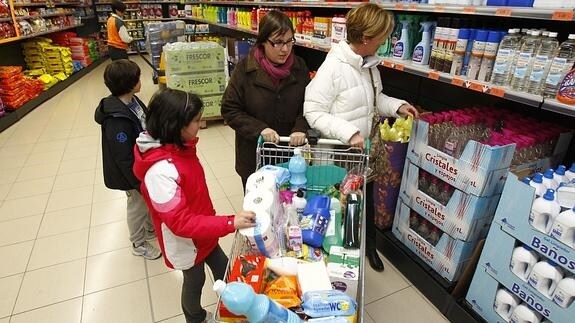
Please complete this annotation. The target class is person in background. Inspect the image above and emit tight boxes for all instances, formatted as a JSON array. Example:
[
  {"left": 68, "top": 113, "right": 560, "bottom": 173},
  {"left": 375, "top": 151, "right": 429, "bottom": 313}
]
[
  {"left": 94, "top": 59, "right": 161, "bottom": 260},
  {"left": 107, "top": 0, "right": 133, "bottom": 60},
  {"left": 133, "top": 89, "right": 257, "bottom": 323},
  {"left": 304, "top": 3, "right": 419, "bottom": 272},
  {"left": 221, "top": 10, "right": 310, "bottom": 190}
]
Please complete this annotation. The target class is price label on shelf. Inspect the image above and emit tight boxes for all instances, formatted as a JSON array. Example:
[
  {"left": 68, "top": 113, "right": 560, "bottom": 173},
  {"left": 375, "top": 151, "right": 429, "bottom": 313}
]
[
  {"left": 495, "top": 8, "right": 512, "bottom": 17},
  {"left": 434, "top": 5, "right": 445, "bottom": 12},
  {"left": 428, "top": 71, "right": 440, "bottom": 80},
  {"left": 463, "top": 6, "right": 477, "bottom": 14},
  {"left": 394, "top": 3, "right": 405, "bottom": 10},
  {"left": 408, "top": 4, "right": 418, "bottom": 10},
  {"left": 451, "top": 77, "right": 465, "bottom": 87},
  {"left": 552, "top": 10, "right": 574, "bottom": 21},
  {"left": 489, "top": 87, "right": 505, "bottom": 97},
  {"left": 468, "top": 82, "right": 485, "bottom": 92},
  {"left": 383, "top": 60, "right": 394, "bottom": 68},
  {"left": 394, "top": 63, "right": 405, "bottom": 71}
]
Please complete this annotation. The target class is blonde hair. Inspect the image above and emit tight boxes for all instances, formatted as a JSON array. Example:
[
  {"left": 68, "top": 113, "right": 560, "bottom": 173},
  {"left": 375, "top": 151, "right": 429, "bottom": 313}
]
[{"left": 346, "top": 3, "right": 394, "bottom": 44}]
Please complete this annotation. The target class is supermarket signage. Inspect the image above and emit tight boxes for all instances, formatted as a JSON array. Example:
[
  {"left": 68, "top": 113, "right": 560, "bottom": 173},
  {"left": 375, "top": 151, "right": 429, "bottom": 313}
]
[
  {"left": 407, "top": 233, "right": 434, "bottom": 262},
  {"left": 530, "top": 236, "right": 575, "bottom": 271},
  {"left": 511, "top": 283, "right": 551, "bottom": 318}
]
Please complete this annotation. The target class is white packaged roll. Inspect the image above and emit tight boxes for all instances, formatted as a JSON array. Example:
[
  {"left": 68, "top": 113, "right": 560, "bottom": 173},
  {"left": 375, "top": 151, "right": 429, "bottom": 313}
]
[
  {"left": 243, "top": 190, "right": 275, "bottom": 214},
  {"left": 245, "top": 172, "right": 277, "bottom": 194},
  {"left": 239, "top": 211, "right": 280, "bottom": 258}
]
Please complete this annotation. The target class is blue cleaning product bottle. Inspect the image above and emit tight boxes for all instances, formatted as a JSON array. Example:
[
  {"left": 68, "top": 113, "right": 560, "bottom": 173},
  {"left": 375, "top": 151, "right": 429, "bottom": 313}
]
[
  {"left": 393, "top": 20, "right": 411, "bottom": 60},
  {"left": 300, "top": 195, "right": 331, "bottom": 248},
  {"left": 213, "top": 280, "right": 302, "bottom": 323},
  {"left": 413, "top": 21, "right": 435, "bottom": 65},
  {"left": 288, "top": 147, "right": 307, "bottom": 191}
]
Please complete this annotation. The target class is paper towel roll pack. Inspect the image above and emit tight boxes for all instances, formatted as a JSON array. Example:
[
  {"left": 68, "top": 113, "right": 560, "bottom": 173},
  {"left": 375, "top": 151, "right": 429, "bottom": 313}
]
[
  {"left": 239, "top": 210, "right": 281, "bottom": 258},
  {"left": 246, "top": 172, "right": 277, "bottom": 194}
]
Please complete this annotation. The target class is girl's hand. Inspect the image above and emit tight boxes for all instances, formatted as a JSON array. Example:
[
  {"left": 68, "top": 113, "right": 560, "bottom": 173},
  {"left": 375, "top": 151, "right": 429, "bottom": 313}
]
[
  {"left": 234, "top": 211, "right": 257, "bottom": 230},
  {"left": 289, "top": 132, "right": 306, "bottom": 146},
  {"left": 349, "top": 132, "right": 364, "bottom": 148},
  {"left": 261, "top": 128, "right": 279, "bottom": 143},
  {"left": 398, "top": 104, "right": 419, "bottom": 118}
]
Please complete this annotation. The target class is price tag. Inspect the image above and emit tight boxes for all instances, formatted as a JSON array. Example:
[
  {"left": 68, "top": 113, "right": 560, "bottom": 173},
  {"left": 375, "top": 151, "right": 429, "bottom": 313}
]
[
  {"left": 408, "top": 4, "right": 418, "bottom": 10},
  {"left": 451, "top": 77, "right": 464, "bottom": 87},
  {"left": 394, "top": 3, "right": 405, "bottom": 10},
  {"left": 489, "top": 87, "right": 505, "bottom": 97},
  {"left": 395, "top": 64, "right": 405, "bottom": 71},
  {"left": 434, "top": 5, "right": 445, "bottom": 12},
  {"left": 495, "top": 8, "right": 512, "bottom": 17},
  {"left": 463, "top": 6, "right": 477, "bottom": 14},
  {"left": 428, "top": 71, "right": 440, "bottom": 80},
  {"left": 469, "top": 82, "right": 484, "bottom": 92},
  {"left": 383, "top": 60, "right": 394, "bottom": 68},
  {"left": 552, "top": 10, "right": 574, "bottom": 21}
]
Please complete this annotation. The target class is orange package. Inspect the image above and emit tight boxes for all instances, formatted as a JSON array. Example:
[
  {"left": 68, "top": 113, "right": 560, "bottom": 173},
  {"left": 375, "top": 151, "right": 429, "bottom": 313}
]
[{"left": 264, "top": 275, "right": 301, "bottom": 309}]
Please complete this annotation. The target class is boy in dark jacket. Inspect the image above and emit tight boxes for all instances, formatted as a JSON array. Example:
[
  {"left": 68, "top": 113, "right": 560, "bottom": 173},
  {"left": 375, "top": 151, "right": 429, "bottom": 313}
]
[{"left": 94, "top": 59, "right": 161, "bottom": 260}]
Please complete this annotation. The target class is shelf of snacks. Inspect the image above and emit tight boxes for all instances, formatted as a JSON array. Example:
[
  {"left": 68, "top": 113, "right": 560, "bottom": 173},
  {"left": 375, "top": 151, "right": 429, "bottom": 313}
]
[{"left": 0, "top": 23, "right": 82, "bottom": 43}]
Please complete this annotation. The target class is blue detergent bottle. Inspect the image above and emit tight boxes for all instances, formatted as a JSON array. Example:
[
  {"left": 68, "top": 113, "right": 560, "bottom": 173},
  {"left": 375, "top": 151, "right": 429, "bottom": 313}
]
[
  {"left": 301, "top": 195, "right": 331, "bottom": 248},
  {"left": 288, "top": 147, "right": 307, "bottom": 191},
  {"left": 213, "top": 280, "right": 302, "bottom": 323}
]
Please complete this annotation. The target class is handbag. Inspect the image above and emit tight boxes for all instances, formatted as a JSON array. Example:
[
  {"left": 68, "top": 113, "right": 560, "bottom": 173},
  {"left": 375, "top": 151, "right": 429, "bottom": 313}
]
[{"left": 366, "top": 69, "right": 388, "bottom": 183}]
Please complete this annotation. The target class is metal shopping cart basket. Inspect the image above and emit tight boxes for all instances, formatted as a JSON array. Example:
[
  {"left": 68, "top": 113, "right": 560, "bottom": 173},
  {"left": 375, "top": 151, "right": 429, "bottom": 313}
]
[{"left": 214, "top": 136, "right": 370, "bottom": 323}]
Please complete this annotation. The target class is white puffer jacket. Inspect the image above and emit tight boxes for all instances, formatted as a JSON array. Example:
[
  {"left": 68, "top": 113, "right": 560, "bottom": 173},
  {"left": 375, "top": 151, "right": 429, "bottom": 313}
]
[{"left": 304, "top": 41, "right": 407, "bottom": 143}]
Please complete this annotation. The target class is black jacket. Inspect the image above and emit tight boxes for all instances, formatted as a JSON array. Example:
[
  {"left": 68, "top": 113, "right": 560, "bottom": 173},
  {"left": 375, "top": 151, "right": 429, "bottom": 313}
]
[{"left": 94, "top": 95, "right": 147, "bottom": 191}]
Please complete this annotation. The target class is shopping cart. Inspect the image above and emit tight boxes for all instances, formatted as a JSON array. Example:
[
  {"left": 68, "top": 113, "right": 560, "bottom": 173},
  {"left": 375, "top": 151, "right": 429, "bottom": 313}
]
[{"left": 214, "top": 136, "right": 370, "bottom": 323}]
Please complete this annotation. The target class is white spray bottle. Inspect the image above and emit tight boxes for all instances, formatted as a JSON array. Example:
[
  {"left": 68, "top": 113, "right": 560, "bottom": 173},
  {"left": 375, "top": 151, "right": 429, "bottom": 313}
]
[
  {"left": 393, "top": 20, "right": 411, "bottom": 60},
  {"left": 413, "top": 21, "right": 435, "bottom": 65}
]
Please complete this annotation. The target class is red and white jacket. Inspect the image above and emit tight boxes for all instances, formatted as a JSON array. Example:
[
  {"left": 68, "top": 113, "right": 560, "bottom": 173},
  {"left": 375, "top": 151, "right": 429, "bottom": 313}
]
[{"left": 133, "top": 132, "right": 236, "bottom": 270}]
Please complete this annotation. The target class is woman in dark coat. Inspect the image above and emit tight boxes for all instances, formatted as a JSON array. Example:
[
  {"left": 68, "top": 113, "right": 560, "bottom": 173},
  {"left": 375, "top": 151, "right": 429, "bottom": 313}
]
[{"left": 221, "top": 10, "right": 310, "bottom": 189}]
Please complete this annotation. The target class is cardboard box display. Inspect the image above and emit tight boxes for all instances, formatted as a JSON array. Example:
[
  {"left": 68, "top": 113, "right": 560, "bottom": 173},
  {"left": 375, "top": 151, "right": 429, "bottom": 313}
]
[
  {"left": 166, "top": 71, "right": 226, "bottom": 96},
  {"left": 327, "top": 246, "right": 360, "bottom": 299},
  {"left": 164, "top": 42, "right": 226, "bottom": 74},
  {"left": 494, "top": 173, "right": 575, "bottom": 276},
  {"left": 200, "top": 94, "right": 223, "bottom": 119},
  {"left": 219, "top": 255, "right": 266, "bottom": 321},
  {"left": 399, "top": 160, "right": 499, "bottom": 241},
  {"left": 407, "top": 118, "right": 515, "bottom": 197},
  {"left": 468, "top": 224, "right": 575, "bottom": 323},
  {"left": 392, "top": 201, "right": 479, "bottom": 282}
]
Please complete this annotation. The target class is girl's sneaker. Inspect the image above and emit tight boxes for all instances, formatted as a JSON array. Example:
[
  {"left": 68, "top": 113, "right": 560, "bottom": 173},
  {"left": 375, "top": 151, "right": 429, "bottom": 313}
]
[{"left": 132, "top": 241, "right": 162, "bottom": 260}]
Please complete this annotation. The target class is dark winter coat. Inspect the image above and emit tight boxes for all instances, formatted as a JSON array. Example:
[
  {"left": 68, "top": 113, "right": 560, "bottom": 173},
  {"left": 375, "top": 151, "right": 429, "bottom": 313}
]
[
  {"left": 221, "top": 51, "right": 311, "bottom": 179},
  {"left": 94, "top": 95, "right": 147, "bottom": 191}
]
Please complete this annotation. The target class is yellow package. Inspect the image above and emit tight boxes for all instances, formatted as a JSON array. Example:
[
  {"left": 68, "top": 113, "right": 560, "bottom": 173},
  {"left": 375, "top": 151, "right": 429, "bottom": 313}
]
[{"left": 263, "top": 275, "right": 301, "bottom": 309}]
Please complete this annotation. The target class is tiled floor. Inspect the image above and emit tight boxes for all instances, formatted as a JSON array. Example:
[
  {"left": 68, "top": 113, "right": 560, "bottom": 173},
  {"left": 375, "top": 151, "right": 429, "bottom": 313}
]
[{"left": 0, "top": 56, "right": 449, "bottom": 323}]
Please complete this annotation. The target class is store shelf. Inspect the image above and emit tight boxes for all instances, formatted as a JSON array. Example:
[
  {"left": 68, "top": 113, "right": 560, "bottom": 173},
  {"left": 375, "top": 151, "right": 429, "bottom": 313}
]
[
  {"left": 80, "top": 15, "right": 96, "bottom": 20},
  {"left": 541, "top": 98, "right": 575, "bottom": 117},
  {"left": 141, "top": 17, "right": 180, "bottom": 21},
  {"left": 13, "top": 1, "right": 84, "bottom": 7},
  {"left": 15, "top": 13, "right": 75, "bottom": 20},
  {"left": 0, "top": 24, "right": 82, "bottom": 44},
  {"left": 0, "top": 56, "right": 107, "bottom": 133},
  {"left": 0, "top": 17, "right": 12, "bottom": 22},
  {"left": 380, "top": 57, "right": 543, "bottom": 108},
  {"left": 95, "top": 0, "right": 182, "bottom": 3},
  {"left": 185, "top": 16, "right": 257, "bottom": 36}
]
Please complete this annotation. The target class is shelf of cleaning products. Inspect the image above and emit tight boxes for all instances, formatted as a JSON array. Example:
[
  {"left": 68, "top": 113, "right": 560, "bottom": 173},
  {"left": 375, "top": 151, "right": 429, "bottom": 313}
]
[
  {"left": 380, "top": 57, "right": 544, "bottom": 108},
  {"left": 188, "top": 1, "right": 575, "bottom": 21},
  {"left": 541, "top": 98, "right": 575, "bottom": 118}
]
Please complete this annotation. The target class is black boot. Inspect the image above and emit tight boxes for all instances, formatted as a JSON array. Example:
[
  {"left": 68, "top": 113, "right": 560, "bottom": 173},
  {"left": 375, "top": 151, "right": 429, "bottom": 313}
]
[{"left": 367, "top": 248, "right": 384, "bottom": 272}]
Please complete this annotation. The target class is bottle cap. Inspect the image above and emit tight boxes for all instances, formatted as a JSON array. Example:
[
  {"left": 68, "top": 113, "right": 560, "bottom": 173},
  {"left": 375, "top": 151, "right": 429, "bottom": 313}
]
[
  {"left": 293, "top": 147, "right": 302, "bottom": 155},
  {"left": 296, "top": 188, "right": 305, "bottom": 198},
  {"left": 532, "top": 172, "right": 543, "bottom": 184},
  {"left": 213, "top": 280, "right": 226, "bottom": 295},
  {"left": 522, "top": 177, "right": 531, "bottom": 185},
  {"left": 543, "top": 189, "right": 555, "bottom": 201},
  {"left": 556, "top": 165, "right": 566, "bottom": 176},
  {"left": 543, "top": 169, "right": 555, "bottom": 179}
]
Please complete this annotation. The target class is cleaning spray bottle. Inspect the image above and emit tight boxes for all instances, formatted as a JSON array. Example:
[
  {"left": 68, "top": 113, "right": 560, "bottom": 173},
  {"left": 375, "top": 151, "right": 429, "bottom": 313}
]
[
  {"left": 393, "top": 20, "right": 411, "bottom": 60},
  {"left": 413, "top": 21, "right": 435, "bottom": 65}
]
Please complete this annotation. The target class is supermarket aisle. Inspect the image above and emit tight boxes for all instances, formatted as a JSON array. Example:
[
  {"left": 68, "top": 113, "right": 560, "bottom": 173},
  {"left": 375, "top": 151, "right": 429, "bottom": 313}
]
[{"left": 0, "top": 56, "right": 448, "bottom": 323}]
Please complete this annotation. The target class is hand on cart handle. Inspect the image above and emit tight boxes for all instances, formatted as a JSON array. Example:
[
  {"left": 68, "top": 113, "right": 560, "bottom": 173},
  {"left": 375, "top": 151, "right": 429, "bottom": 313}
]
[
  {"left": 261, "top": 128, "right": 280, "bottom": 144},
  {"left": 289, "top": 132, "right": 306, "bottom": 146},
  {"left": 234, "top": 211, "right": 257, "bottom": 230}
]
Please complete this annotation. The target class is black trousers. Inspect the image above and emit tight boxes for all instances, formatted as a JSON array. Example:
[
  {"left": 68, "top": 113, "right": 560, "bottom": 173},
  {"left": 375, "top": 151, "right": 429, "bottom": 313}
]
[
  {"left": 181, "top": 245, "right": 228, "bottom": 323},
  {"left": 108, "top": 46, "right": 129, "bottom": 61}
]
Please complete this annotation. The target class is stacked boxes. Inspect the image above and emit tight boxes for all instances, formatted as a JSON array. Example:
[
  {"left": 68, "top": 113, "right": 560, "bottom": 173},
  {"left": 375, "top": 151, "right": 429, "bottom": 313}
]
[
  {"left": 22, "top": 38, "right": 74, "bottom": 75},
  {"left": 164, "top": 41, "right": 227, "bottom": 119},
  {"left": 0, "top": 66, "right": 43, "bottom": 110},
  {"left": 393, "top": 118, "right": 516, "bottom": 282},
  {"left": 145, "top": 21, "right": 185, "bottom": 74},
  {"left": 466, "top": 173, "right": 575, "bottom": 322}
]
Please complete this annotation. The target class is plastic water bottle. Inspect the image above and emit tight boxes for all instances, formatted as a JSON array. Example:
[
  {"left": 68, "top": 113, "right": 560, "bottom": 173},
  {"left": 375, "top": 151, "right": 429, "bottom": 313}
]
[
  {"left": 552, "top": 277, "right": 575, "bottom": 308},
  {"left": 529, "top": 172, "right": 546, "bottom": 197},
  {"left": 509, "top": 304, "right": 542, "bottom": 323},
  {"left": 542, "top": 169, "right": 559, "bottom": 190},
  {"left": 213, "top": 280, "right": 303, "bottom": 323},
  {"left": 494, "top": 288, "right": 521, "bottom": 321},
  {"left": 288, "top": 148, "right": 307, "bottom": 191},
  {"left": 510, "top": 245, "right": 539, "bottom": 282},
  {"left": 477, "top": 31, "right": 503, "bottom": 82},
  {"left": 550, "top": 206, "right": 575, "bottom": 249},
  {"left": 528, "top": 260, "right": 564, "bottom": 299},
  {"left": 511, "top": 30, "right": 542, "bottom": 92},
  {"left": 529, "top": 189, "right": 561, "bottom": 234},
  {"left": 554, "top": 165, "right": 567, "bottom": 185},
  {"left": 543, "top": 34, "right": 575, "bottom": 98},
  {"left": 466, "top": 29, "right": 489, "bottom": 80},
  {"left": 491, "top": 29, "right": 521, "bottom": 86},
  {"left": 526, "top": 32, "right": 559, "bottom": 95}
]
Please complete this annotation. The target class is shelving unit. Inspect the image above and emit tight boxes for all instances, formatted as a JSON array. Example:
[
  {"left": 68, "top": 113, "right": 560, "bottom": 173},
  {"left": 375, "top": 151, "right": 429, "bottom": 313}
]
[{"left": 0, "top": 24, "right": 84, "bottom": 44}]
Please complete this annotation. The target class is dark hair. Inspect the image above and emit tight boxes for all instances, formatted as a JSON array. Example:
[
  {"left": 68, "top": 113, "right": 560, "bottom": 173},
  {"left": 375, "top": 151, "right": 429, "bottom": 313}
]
[
  {"left": 146, "top": 89, "right": 204, "bottom": 148},
  {"left": 256, "top": 10, "right": 294, "bottom": 46},
  {"left": 110, "top": 0, "right": 126, "bottom": 14},
  {"left": 104, "top": 59, "right": 140, "bottom": 96}
]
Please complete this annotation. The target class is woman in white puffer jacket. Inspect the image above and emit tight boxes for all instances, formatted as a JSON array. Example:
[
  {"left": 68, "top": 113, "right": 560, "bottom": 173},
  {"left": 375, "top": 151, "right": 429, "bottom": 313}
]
[{"left": 304, "top": 3, "right": 418, "bottom": 272}]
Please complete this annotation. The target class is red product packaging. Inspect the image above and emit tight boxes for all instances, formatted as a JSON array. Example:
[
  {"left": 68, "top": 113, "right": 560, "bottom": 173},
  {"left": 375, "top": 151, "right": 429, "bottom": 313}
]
[{"left": 218, "top": 255, "right": 266, "bottom": 320}]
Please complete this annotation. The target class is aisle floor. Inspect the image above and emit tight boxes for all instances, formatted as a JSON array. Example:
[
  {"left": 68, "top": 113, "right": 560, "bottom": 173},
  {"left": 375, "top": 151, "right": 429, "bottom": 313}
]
[{"left": 0, "top": 56, "right": 449, "bottom": 323}]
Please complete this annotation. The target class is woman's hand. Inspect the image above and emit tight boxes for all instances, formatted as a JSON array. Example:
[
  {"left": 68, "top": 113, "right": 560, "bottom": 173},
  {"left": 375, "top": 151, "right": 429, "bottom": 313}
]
[
  {"left": 289, "top": 132, "right": 306, "bottom": 146},
  {"left": 234, "top": 211, "right": 257, "bottom": 230},
  {"left": 261, "top": 128, "right": 279, "bottom": 143},
  {"left": 398, "top": 104, "right": 419, "bottom": 118},
  {"left": 349, "top": 132, "right": 364, "bottom": 148}
]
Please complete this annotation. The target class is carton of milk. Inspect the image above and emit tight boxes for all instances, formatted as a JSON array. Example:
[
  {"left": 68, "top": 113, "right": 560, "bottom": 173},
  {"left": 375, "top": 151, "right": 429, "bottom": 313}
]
[{"left": 327, "top": 246, "right": 360, "bottom": 299}]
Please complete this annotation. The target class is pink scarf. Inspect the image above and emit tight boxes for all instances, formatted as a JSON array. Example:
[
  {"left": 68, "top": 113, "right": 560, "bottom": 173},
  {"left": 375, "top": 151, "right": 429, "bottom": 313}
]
[{"left": 254, "top": 46, "right": 294, "bottom": 86}]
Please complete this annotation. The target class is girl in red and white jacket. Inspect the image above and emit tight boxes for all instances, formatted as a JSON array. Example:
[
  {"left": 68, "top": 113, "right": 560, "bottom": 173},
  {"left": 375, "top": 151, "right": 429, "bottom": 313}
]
[{"left": 133, "top": 89, "right": 256, "bottom": 323}]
